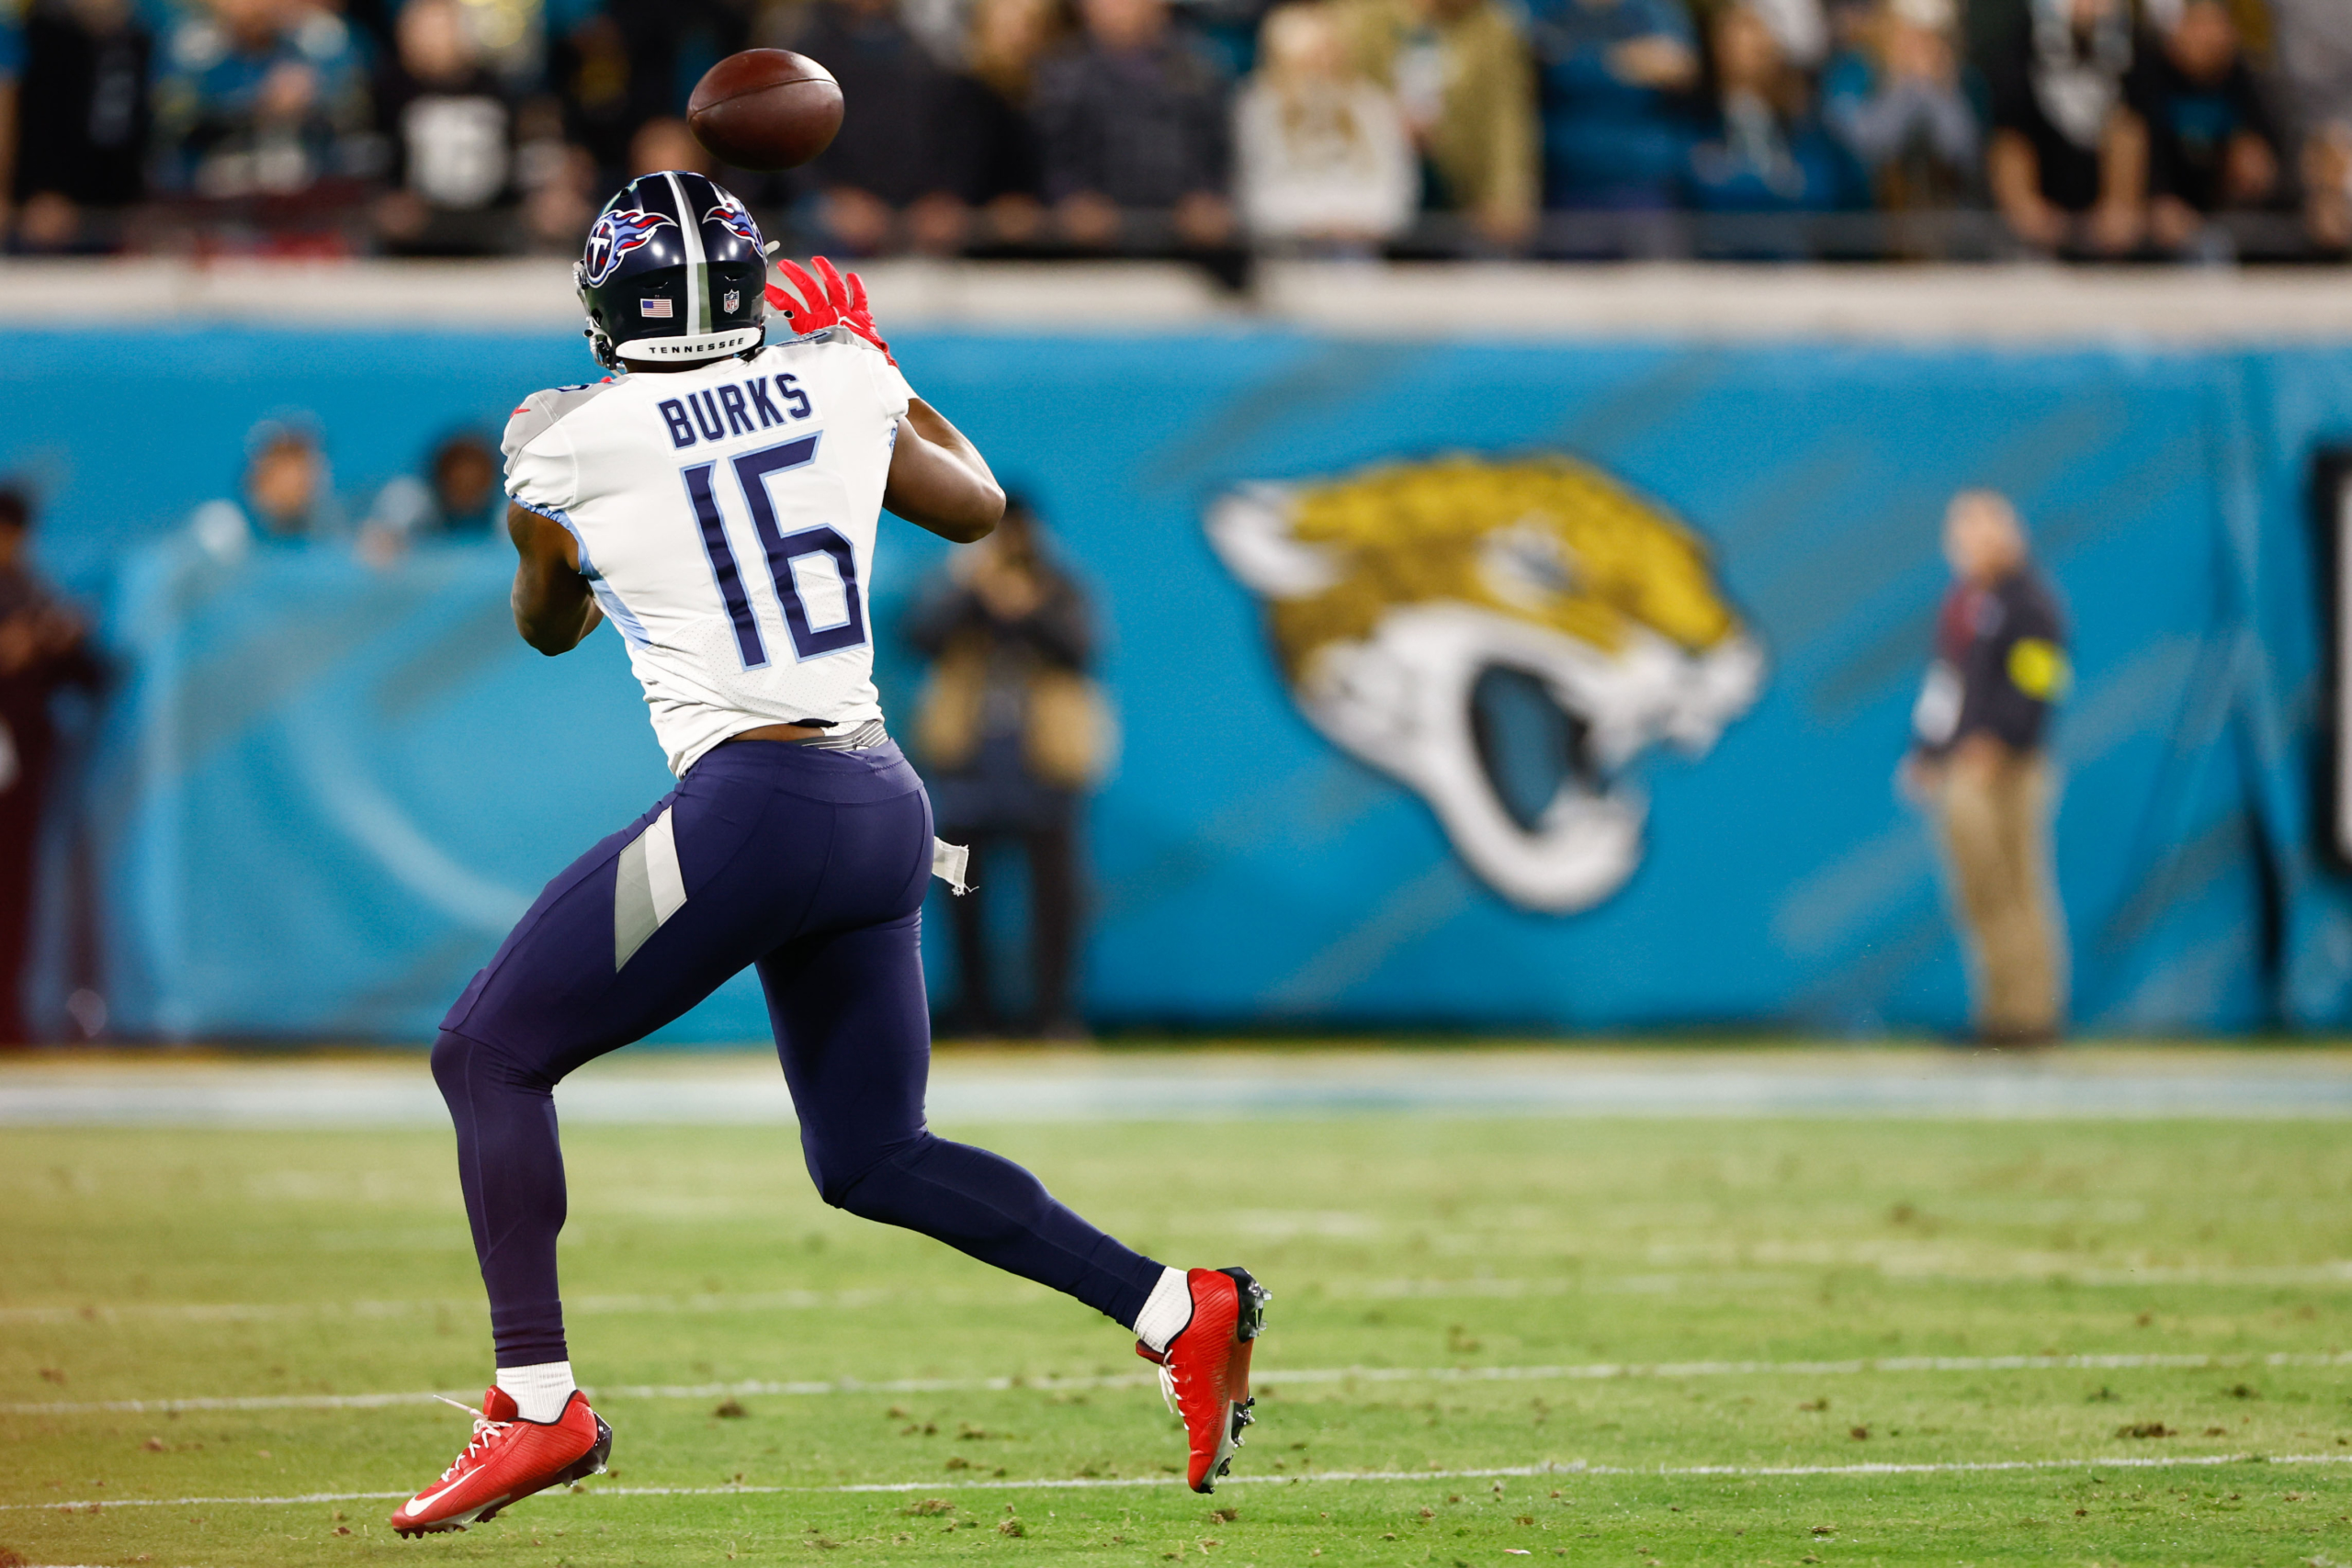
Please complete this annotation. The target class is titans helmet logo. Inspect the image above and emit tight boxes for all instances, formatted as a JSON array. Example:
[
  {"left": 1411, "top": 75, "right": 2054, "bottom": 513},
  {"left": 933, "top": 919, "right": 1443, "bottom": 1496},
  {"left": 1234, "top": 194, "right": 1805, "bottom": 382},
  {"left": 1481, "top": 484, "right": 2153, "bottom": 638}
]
[
  {"left": 705, "top": 194, "right": 763, "bottom": 250},
  {"left": 1207, "top": 455, "right": 1763, "bottom": 913},
  {"left": 582, "top": 208, "right": 674, "bottom": 288}
]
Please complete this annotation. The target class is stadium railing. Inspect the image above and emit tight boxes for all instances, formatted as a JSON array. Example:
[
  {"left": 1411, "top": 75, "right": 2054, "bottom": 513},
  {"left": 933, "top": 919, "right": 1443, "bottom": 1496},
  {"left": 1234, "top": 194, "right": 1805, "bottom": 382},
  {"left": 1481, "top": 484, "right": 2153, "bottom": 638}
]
[{"left": 5, "top": 255, "right": 2352, "bottom": 342}]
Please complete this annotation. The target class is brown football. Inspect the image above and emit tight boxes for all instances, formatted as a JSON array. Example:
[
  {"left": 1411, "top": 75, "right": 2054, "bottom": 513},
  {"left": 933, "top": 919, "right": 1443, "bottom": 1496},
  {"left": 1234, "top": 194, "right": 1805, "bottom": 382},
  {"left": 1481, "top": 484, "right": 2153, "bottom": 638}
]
[{"left": 687, "top": 50, "right": 843, "bottom": 172}]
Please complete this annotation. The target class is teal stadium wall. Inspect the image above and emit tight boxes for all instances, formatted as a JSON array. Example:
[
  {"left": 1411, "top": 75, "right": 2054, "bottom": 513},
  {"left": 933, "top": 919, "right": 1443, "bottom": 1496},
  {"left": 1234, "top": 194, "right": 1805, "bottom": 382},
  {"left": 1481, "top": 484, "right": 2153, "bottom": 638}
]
[{"left": 9, "top": 326, "right": 2352, "bottom": 1038}]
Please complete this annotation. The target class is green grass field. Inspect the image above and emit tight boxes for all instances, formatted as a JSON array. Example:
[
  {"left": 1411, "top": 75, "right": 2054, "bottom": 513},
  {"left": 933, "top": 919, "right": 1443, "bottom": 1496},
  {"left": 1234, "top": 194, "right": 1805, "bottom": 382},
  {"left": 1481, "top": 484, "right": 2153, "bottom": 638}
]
[{"left": 4, "top": 1104, "right": 2350, "bottom": 1565}]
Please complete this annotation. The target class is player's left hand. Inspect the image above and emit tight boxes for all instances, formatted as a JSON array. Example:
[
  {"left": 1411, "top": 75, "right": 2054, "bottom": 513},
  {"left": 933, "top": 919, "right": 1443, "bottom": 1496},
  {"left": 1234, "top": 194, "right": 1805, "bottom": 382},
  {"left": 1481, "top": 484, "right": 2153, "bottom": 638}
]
[{"left": 767, "top": 255, "right": 894, "bottom": 366}]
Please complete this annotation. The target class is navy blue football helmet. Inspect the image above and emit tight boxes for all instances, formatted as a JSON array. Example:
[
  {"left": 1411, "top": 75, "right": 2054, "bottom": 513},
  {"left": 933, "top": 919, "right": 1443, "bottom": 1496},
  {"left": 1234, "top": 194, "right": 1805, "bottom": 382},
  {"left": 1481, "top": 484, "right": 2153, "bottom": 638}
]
[{"left": 576, "top": 171, "right": 770, "bottom": 370}]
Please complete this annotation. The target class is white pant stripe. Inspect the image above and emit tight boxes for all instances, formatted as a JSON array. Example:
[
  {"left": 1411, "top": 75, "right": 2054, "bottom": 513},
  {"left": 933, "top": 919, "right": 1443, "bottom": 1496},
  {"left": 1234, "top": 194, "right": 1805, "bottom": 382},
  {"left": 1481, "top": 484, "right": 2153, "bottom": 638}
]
[
  {"left": 643, "top": 808, "right": 687, "bottom": 925},
  {"left": 613, "top": 807, "right": 687, "bottom": 971}
]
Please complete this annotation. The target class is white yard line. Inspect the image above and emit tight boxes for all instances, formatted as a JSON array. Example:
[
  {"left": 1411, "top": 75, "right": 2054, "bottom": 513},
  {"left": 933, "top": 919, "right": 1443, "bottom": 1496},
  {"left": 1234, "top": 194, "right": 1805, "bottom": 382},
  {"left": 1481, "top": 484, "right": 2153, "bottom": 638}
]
[
  {"left": 6, "top": 1451, "right": 2349, "bottom": 1515},
  {"left": 9, "top": 1348, "right": 2350, "bottom": 1417}
]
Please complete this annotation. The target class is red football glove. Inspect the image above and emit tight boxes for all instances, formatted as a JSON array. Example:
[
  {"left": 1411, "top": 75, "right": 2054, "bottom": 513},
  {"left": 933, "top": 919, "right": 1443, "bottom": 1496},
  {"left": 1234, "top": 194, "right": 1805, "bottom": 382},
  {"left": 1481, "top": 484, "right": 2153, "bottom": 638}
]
[{"left": 765, "top": 255, "right": 894, "bottom": 365}]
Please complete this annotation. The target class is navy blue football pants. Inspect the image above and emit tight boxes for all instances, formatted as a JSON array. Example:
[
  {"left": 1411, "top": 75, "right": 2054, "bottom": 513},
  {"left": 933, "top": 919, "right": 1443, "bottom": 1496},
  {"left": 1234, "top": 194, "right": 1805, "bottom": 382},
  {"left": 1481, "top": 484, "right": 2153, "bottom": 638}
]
[{"left": 432, "top": 739, "right": 1166, "bottom": 1367}]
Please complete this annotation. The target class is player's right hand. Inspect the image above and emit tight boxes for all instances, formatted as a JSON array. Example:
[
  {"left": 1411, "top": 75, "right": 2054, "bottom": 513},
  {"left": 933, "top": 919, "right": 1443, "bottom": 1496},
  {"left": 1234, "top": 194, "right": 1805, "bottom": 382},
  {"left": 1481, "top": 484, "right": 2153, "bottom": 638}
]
[{"left": 768, "top": 255, "right": 895, "bottom": 366}]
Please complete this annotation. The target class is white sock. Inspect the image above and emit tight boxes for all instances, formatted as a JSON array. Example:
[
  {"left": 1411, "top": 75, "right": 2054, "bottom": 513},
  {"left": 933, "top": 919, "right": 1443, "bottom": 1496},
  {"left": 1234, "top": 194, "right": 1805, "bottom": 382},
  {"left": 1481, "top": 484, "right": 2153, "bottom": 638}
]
[
  {"left": 1132, "top": 1268, "right": 1193, "bottom": 1355},
  {"left": 495, "top": 1360, "right": 576, "bottom": 1423}
]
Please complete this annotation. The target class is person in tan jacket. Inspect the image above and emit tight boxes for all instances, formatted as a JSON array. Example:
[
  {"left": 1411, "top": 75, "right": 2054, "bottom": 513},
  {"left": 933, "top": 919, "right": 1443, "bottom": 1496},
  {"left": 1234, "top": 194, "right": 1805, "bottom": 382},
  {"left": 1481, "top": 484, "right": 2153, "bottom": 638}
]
[
  {"left": 909, "top": 499, "right": 1110, "bottom": 1038},
  {"left": 1334, "top": 0, "right": 1539, "bottom": 245},
  {"left": 1901, "top": 491, "right": 2071, "bottom": 1045}
]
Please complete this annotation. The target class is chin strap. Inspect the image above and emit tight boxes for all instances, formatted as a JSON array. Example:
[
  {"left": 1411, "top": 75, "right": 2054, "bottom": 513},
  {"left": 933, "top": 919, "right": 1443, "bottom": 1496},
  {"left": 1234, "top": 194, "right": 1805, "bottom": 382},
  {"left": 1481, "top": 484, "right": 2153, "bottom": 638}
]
[
  {"left": 583, "top": 321, "right": 619, "bottom": 371},
  {"left": 575, "top": 259, "right": 620, "bottom": 371}
]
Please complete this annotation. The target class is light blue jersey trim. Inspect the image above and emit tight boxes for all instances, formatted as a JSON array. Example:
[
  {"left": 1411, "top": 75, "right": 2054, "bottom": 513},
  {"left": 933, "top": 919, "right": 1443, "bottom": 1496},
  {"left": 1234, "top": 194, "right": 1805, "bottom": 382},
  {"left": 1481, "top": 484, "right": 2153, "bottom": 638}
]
[{"left": 509, "top": 495, "right": 654, "bottom": 650}]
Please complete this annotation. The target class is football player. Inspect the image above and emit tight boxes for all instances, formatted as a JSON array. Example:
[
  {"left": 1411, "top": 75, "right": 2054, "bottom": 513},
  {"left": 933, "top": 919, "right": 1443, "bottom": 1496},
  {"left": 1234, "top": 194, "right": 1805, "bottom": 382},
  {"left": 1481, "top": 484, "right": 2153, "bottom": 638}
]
[{"left": 390, "top": 170, "right": 1266, "bottom": 1537}]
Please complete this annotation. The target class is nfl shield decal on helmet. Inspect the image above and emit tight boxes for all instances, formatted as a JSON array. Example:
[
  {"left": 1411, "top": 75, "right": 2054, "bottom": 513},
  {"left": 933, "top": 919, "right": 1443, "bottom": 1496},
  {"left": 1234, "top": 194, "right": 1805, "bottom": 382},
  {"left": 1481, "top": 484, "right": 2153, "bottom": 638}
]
[
  {"left": 722, "top": 288, "right": 741, "bottom": 314},
  {"left": 582, "top": 208, "right": 675, "bottom": 287},
  {"left": 705, "top": 195, "right": 763, "bottom": 248}
]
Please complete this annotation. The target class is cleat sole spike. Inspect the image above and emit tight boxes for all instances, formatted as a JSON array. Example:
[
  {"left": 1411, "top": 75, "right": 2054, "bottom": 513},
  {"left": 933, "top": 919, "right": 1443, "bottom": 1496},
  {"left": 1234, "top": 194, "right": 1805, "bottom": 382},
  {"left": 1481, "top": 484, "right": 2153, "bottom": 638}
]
[
  {"left": 558, "top": 1416, "right": 615, "bottom": 1485},
  {"left": 1218, "top": 1269, "right": 1269, "bottom": 1342}
]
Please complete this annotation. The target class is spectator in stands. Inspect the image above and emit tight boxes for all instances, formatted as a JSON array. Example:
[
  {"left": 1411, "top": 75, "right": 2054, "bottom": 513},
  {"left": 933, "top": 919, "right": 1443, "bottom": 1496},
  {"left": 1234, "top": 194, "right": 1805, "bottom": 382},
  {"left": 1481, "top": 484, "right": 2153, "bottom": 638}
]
[
  {"left": 1689, "top": 0, "right": 1826, "bottom": 69},
  {"left": 1234, "top": 1, "right": 1416, "bottom": 249},
  {"left": 909, "top": 498, "right": 1106, "bottom": 1040},
  {"left": 1184, "top": 0, "right": 1282, "bottom": 79},
  {"left": 548, "top": 10, "right": 637, "bottom": 179},
  {"left": 0, "top": 486, "right": 99, "bottom": 1046},
  {"left": 1342, "top": 0, "right": 1537, "bottom": 247},
  {"left": 1822, "top": 0, "right": 1981, "bottom": 210},
  {"left": 777, "top": 0, "right": 971, "bottom": 254},
  {"left": 1683, "top": 2, "right": 1860, "bottom": 214},
  {"left": 359, "top": 430, "right": 503, "bottom": 562},
  {"left": 244, "top": 422, "right": 339, "bottom": 541},
  {"left": 1032, "top": 0, "right": 1236, "bottom": 250},
  {"left": 9, "top": 0, "right": 153, "bottom": 253},
  {"left": 627, "top": 116, "right": 711, "bottom": 177},
  {"left": 2310, "top": 136, "right": 2352, "bottom": 248},
  {"left": 0, "top": 0, "right": 18, "bottom": 243},
  {"left": 421, "top": 430, "right": 503, "bottom": 536},
  {"left": 153, "top": 0, "right": 372, "bottom": 201},
  {"left": 430, "top": 0, "right": 542, "bottom": 85},
  {"left": 903, "top": 0, "right": 976, "bottom": 69},
  {"left": 948, "top": 0, "right": 1055, "bottom": 248},
  {"left": 510, "top": 98, "right": 592, "bottom": 253},
  {"left": 1901, "top": 489, "right": 2070, "bottom": 1046},
  {"left": 188, "top": 417, "right": 345, "bottom": 559},
  {"left": 372, "top": 0, "right": 520, "bottom": 255},
  {"left": 1522, "top": 0, "right": 1696, "bottom": 221},
  {"left": 1985, "top": 0, "right": 2145, "bottom": 254},
  {"left": 2268, "top": 0, "right": 2352, "bottom": 248},
  {"left": 2127, "top": 0, "right": 2279, "bottom": 253},
  {"left": 549, "top": 0, "right": 746, "bottom": 189}
]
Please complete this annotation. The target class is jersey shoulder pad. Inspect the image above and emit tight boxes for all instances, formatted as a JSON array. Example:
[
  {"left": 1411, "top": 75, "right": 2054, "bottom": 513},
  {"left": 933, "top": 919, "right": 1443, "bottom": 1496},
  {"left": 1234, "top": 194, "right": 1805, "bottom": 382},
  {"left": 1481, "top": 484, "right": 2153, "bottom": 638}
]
[
  {"left": 503, "top": 380, "right": 617, "bottom": 460},
  {"left": 764, "top": 325, "right": 862, "bottom": 355}
]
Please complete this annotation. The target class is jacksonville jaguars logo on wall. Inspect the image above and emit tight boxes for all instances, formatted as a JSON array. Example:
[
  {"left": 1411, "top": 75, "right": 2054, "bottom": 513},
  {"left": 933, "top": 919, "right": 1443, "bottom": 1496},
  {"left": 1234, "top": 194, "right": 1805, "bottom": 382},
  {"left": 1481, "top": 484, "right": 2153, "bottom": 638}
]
[
  {"left": 705, "top": 195, "right": 763, "bottom": 249},
  {"left": 1207, "top": 455, "right": 1763, "bottom": 913},
  {"left": 582, "top": 209, "right": 676, "bottom": 287}
]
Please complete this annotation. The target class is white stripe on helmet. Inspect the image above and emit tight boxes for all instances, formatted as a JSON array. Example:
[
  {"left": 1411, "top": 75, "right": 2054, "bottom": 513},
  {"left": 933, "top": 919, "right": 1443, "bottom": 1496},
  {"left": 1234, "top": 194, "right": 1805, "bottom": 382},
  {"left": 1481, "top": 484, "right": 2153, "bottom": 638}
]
[{"left": 662, "top": 170, "right": 708, "bottom": 335}]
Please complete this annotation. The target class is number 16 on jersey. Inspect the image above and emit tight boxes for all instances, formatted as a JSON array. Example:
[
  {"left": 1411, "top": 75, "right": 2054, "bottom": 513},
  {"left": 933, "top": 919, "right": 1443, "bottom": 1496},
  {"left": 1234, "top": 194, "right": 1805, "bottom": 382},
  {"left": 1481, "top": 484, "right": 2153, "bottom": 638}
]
[{"left": 681, "top": 432, "right": 869, "bottom": 670}]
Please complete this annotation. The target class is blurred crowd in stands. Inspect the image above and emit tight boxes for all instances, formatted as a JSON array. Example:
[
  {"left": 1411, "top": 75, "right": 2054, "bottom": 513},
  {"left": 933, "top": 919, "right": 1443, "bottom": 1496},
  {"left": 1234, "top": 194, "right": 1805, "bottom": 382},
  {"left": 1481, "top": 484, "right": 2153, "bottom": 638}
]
[
  {"left": 172, "top": 414, "right": 503, "bottom": 563},
  {"left": 1, "top": 0, "right": 2346, "bottom": 261}
]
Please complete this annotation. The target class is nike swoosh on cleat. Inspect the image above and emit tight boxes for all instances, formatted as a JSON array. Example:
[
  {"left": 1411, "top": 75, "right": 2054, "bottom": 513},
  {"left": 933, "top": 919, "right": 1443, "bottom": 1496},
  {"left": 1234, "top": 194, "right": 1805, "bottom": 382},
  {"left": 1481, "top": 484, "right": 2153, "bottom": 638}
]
[{"left": 402, "top": 1476, "right": 477, "bottom": 1517}]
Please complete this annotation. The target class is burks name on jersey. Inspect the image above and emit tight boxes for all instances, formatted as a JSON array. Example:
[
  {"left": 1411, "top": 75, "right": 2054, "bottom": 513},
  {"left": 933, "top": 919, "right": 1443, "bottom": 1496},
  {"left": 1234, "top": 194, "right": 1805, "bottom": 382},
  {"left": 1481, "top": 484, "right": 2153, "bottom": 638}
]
[
  {"left": 503, "top": 326, "right": 916, "bottom": 777},
  {"left": 655, "top": 367, "right": 814, "bottom": 450}
]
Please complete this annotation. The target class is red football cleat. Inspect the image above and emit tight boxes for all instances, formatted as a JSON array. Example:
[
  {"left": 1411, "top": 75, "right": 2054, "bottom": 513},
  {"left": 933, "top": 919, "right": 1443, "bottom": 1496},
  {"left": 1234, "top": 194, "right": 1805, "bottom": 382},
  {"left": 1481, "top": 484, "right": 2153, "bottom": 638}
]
[
  {"left": 1136, "top": 1267, "right": 1270, "bottom": 1493},
  {"left": 389, "top": 1386, "right": 611, "bottom": 1537}
]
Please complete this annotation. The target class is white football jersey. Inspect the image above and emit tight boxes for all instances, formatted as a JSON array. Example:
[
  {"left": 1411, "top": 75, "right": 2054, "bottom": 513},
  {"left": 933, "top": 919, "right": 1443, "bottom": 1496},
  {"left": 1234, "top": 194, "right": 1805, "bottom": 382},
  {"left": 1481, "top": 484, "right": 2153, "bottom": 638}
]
[{"left": 503, "top": 328, "right": 913, "bottom": 775}]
